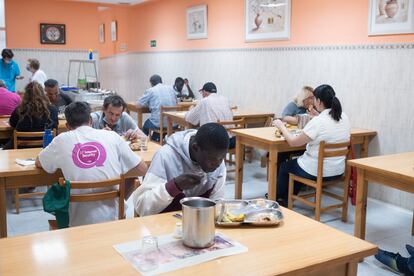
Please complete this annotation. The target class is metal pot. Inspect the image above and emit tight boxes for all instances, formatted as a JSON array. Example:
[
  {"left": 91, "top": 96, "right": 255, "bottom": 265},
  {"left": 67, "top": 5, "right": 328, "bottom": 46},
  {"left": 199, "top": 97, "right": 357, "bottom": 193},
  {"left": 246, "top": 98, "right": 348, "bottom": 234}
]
[{"left": 180, "top": 197, "right": 216, "bottom": 248}]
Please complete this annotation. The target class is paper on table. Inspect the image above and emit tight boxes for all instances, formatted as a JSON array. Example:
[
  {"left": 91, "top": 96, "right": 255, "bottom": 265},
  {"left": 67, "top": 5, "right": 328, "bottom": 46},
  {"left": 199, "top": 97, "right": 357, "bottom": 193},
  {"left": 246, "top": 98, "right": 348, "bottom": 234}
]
[{"left": 15, "top": 158, "right": 36, "bottom": 166}]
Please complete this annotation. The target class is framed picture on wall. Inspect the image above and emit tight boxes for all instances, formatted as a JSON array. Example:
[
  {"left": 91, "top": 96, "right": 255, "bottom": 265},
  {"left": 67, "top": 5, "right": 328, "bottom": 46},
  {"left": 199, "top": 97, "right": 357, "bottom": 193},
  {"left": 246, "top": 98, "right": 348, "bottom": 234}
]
[
  {"left": 368, "top": 0, "right": 414, "bottom": 35},
  {"left": 99, "top": 24, "right": 105, "bottom": 43},
  {"left": 187, "top": 4, "right": 208, "bottom": 39},
  {"left": 245, "top": 0, "right": 291, "bottom": 42},
  {"left": 40, "top": 23, "right": 66, "bottom": 44},
  {"left": 111, "top": 21, "right": 117, "bottom": 42}
]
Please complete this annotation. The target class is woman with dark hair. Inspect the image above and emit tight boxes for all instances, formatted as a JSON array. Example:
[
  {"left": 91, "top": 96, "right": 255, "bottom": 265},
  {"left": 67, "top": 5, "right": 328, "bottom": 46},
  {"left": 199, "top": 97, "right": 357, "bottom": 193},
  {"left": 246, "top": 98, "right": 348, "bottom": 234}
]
[
  {"left": 272, "top": 84, "right": 350, "bottom": 207},
  {"left": 4, "top": 82, "right": 58, "bottom": 148}
]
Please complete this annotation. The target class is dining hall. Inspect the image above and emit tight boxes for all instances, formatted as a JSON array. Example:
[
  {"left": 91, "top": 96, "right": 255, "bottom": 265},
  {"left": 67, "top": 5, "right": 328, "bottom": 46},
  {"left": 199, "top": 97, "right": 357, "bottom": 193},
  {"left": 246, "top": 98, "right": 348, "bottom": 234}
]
[{"left": 0, "top": 0, "right": 413, "bottom": 275}]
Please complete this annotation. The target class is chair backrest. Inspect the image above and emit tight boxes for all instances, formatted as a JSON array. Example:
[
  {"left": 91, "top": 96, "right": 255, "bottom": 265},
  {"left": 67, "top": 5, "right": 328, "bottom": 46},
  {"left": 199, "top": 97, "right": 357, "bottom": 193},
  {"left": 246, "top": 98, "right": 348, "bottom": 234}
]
[
  {"left": 0, "top": 115, "right": 11, "bottom": 118},
  {"left": 217, "top": 118, "right": 245, "bottom": 130},
  {"left": 58, "top": 176, "right": 126, "bottom": 220},
  {"left": 159, "top": 105, "right": 184, "bottom": 129},
  {"left": 316, "top": 140, "right": 351, "bottom": 183},
  {"left": 13, "top": 129, "right": 57, "bottom": 149}
]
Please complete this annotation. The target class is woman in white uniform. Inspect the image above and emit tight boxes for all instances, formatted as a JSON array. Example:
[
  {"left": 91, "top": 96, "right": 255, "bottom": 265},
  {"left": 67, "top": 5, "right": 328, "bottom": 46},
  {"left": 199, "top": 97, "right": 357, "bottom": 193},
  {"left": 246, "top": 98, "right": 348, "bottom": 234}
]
[{"left": 273, "top": 84, "right": 350, "bottom": 207}]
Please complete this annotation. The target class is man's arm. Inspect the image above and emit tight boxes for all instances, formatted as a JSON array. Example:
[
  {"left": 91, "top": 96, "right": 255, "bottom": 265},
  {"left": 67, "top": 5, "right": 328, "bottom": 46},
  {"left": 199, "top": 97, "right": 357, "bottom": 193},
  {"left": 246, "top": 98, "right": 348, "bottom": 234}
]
[
  {"left": 137, "top": 90, "right": 151, "bottom": 108},
  {"left": 184, "top": 102, "right": 202, "bottom": 126},
  {"left": 124, "top": 161, "right": 147, "bottom": 198},
  {"left": 35, "top": 157, "right": 42, "bottom": 168},
  {"left": 281, "top": 116, "right": 299, "bottom": 125},
  {"left": 184, "top": 79, "right": 195, "bottom": 98}
]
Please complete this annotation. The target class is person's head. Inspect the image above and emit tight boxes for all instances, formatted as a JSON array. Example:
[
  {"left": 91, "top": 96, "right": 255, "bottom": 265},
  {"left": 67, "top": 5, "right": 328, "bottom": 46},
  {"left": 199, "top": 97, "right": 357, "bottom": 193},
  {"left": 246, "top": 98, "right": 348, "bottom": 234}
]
[
  {"left": 18, "top": 82, "right": 50, "bottom": 121},
  {"left": 174, "top": 77, "right": 184, "bottom": 92},
  {"left": 65, "top": 101, "right": 92, "bottom": 129},
  {"left": 1, "top": 49, "right": 14, "bottom": 64},
  {"left": 102, "top": 95, "right": 127, "bottom": 126},
  {"left": 0, "top": 80, "right": 6, "bottom": 88},
  {"left": 44, "top": 79, "right": 60, "bottom": 104},
  {"left": 149, "top": 74, "right": 162, "bottom": 87},
  {"left": 313, "top": 84, "right": 342, "bottom": 121},
  {"left": 199, "top": 82, "right": 217, "bottom": 98},
  {"left": 294, "top": 86, "right": 314, "bottom": 109},
  {"left": 27, "top": 58, "right": 40, "bottom": 73},
  {"left": 189, "top": 123, "right": 229, "bottom": 173}
]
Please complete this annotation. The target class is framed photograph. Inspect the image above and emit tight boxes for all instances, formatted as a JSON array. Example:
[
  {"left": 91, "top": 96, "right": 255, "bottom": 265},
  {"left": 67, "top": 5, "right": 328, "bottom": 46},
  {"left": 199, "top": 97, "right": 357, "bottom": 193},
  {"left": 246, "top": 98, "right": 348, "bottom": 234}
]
[
  {"left": 99, "top": 24, "right": 105, "bottom": 43},
  {"left": 111, "top": 21, "right": 117, "bottom": 42},
  {"left": 245, "top": 0, "right": 291, "bottom": 42},
  {"left": 368, "top": 0, "right": 414, "bottom": 35},
  {"left": 40, "top": 23, "right": 66, "bottom": 44},
  {"left": 187, "top": 4, "right": 208, "bottom": 39}
]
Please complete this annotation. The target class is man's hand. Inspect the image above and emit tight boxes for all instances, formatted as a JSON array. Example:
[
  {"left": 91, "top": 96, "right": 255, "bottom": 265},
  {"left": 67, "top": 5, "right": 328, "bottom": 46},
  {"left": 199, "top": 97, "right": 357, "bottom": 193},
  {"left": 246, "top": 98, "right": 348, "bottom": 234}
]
[
  {"left": 307, "top": 106, "right": 319, "bottom": 117},
  {"left": 174, "top": 173, "right": 203, "bottom": 190},
  {"left": 272, "top": 119, "right": 285, "bottom": 129},
  {"left": 184, "top": 78, "right": 189, "bottom": 86}
]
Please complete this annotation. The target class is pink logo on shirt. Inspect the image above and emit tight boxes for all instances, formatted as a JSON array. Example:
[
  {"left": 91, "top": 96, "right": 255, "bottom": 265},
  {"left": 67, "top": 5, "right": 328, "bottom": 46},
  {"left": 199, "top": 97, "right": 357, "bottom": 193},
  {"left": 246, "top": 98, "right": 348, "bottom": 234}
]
[{"left": 72, "top": 142, "right": 106, "bottom": 169}]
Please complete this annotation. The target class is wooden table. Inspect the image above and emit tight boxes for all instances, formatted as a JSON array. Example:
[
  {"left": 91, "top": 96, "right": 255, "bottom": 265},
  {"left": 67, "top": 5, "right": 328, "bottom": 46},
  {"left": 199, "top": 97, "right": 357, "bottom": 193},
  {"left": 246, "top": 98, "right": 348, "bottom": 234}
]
[
  {"left": 164, "top": 109, "right": 275, "bottom": 136},
  {"left": 231, "top": 127, "right": 377, "bottom": 201},
  {"left": 0, "top": 142, "right": 161, "bottom": 238},
  {"left": 0, "top": 118, "right": 68, "bottom": 140},
  {"left": 348, "top": 152, "right": 414, "bottom": 240},
  {"left": 127, "top": 101, "right": 196, "bottom": 129},
  {"left": 0, "top": 209, "right": 377, "bottom": 275}
]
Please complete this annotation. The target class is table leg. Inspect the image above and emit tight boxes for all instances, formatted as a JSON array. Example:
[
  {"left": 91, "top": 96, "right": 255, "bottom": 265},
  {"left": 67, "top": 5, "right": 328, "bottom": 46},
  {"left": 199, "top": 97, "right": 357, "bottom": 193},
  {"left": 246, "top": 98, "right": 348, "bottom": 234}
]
[
  {"left": 346, "top": 261, "right": 358, "bottom": 276},
  {"left": 234, "top": 136, "right": 244, "bottom": 199},
  {"left": 137, "top": 110, "right": 143, "bottom": 129},
  {"left": 268, "top": 150, "right": 278, "bottom": 201},
  {"left": 167, "top": 117, "right": 173, "bottom": 136},
  {"left": 0, "top": 178, "right": 7, "bottom": 238},
  {"left": 354, "top": 168, "right": 368, "bottom": 239},
  {"left": 412, "top": 210, "right": 414, "bottom": 236}
]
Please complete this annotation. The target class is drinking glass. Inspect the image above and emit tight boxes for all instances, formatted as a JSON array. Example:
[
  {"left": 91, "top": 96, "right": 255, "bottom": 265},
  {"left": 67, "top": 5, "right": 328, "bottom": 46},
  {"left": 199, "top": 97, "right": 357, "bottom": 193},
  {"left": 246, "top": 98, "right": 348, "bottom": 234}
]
[
  {"left": 139, "top": 136, "right": 149, "bottom": 151},
  {"left": 138, "top": 235, "right": 159, "bottom": 271}
]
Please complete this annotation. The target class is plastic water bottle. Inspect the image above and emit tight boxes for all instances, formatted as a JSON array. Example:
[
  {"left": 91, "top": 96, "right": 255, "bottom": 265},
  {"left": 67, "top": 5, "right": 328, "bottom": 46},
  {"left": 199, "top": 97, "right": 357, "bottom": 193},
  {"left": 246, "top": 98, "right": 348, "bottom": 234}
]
[
  {"left": 88, "top": 49, "right": 93, "bottom": 60},
  {"left": 43, "top": 129, "right": 53, "bottom": 148}
]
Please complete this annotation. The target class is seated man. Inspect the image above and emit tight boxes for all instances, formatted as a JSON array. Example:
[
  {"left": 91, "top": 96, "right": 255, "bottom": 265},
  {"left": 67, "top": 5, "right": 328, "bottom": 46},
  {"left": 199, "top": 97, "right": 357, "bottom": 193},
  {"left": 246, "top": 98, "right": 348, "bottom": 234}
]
[
  {"left": 36, "top": 101, "right": 147, "bottom": 226},
  {"left": 174, "top": 77, "right": 195, "bottom": 100},
  {"left": 91, "top": 95, "right": 145, "bottom": 140},
  {"left": 184, "top": 82, "right": 236, "bottom": 148},
  {"left": 133, "top": 123, "right": 229, "bottom": 216},
  {"left": 44, "top": 79, "right": 73, "bottom": 112},
  {"left": 137, "top": 74, "right": 177, "bottom": 141},
  {"left": 0, "top": 80, "right": 21, "bottom": 116}
]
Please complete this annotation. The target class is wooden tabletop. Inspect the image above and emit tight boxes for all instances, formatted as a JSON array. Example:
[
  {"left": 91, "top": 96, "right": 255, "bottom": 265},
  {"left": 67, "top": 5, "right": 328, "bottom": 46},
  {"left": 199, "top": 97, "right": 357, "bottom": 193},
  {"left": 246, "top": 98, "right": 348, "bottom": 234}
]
[
  {"left": 231, "top": 127, "right": 377, "bottom": 144},
  {"left": 348, "top": 152, "right": 414, "bottom": 186},
  {"left": 0, "top": 142, "right": 161, "bottom": 178},
  {"left": 0, "top": 209, "right": 377, "bottom": 275}
]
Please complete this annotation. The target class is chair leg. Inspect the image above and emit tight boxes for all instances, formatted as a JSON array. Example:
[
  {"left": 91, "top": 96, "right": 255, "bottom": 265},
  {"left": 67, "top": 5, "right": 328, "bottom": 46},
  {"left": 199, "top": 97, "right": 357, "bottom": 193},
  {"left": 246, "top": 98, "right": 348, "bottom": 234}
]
[
  {"left": 14, "top": 189, "right": 20, "bottom": 214},
  {"left": 342, "top": 166, "right": 351, "bottom": 222},
  {"left": 288, "top": 175, "right": 294, "bottom": 209},
  {"left": 315, "top": 185, "right": 322, "bottom": 221}
]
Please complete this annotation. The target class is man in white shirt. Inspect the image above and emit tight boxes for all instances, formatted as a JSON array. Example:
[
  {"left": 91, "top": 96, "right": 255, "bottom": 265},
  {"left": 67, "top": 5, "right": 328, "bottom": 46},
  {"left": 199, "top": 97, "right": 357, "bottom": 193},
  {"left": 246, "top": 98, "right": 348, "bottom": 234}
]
[
  {"left": 184, "top": 82, "right": 235, "bottom": 147},
  {"left": 133, "top": 123, "right": 229, "bottom": 216},
  {"left": 36, "top": 101, "right": 147, "bottom": 226},
  {"left": 27, "top": 58, "right": 47, "bottom": 88}
]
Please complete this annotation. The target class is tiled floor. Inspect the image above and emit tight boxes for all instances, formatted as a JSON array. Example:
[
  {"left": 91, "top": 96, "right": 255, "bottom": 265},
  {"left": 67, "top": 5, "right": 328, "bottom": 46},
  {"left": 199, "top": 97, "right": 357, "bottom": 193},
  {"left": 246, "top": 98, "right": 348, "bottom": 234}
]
[{"left": 6, "top": 161, "right": 413, "bottom": 275}]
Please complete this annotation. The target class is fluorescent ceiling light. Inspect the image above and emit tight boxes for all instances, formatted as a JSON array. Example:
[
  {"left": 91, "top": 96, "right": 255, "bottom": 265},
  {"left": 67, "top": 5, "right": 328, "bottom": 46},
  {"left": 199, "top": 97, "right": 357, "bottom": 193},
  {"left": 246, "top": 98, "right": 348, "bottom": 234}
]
[{"left": 260, "top": 3, "right": 286, "bottom": 8}]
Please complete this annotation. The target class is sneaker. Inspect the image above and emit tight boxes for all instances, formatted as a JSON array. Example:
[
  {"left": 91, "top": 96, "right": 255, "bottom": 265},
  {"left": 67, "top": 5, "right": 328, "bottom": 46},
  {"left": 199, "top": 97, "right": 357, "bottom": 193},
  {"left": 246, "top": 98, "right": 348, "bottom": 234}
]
[{"left": 375, "top": 248, "right": 408, "bottom": 274}]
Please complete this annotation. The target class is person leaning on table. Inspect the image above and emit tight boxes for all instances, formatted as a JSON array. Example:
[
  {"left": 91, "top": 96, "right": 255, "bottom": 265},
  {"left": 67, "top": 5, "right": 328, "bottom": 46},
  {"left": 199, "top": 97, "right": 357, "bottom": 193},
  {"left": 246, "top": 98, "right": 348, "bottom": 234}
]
[
  {"left": 273, "top": 84, "right": 350, "bottom": 207},
  {"left": 281, "top": 86, "right": 319, "bottom": 125},
  {"left": 132, "top": 123, "right": 229, "bottom": 216},
  {"left": 35, "top": 101, "right": 148, "bottom": 227}
]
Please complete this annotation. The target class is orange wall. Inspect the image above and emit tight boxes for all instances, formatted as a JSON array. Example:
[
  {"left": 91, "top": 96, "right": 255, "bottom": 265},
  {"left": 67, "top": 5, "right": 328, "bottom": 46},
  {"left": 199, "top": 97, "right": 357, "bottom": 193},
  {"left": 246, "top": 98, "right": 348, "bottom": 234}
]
[
  {"left": 129, "top": 0, "right": 414, "bottom": 52},
  {"left": 5, "top": 0, "right": 129, "bottom": 57}
]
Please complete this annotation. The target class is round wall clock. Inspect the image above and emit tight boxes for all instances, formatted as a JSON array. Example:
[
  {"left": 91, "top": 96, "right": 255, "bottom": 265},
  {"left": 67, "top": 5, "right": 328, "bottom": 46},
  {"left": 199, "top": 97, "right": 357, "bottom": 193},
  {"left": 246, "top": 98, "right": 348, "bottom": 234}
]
[{"left": 40, "top": 24, "right": 66, "bottom": 44}]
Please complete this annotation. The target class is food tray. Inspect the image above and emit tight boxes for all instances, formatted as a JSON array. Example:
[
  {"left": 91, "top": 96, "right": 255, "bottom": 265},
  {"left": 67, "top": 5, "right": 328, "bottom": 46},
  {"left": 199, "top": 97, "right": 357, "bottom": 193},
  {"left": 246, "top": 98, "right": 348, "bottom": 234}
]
[{"left": 215, "top": 199, "right": 283, "bottom": 227}]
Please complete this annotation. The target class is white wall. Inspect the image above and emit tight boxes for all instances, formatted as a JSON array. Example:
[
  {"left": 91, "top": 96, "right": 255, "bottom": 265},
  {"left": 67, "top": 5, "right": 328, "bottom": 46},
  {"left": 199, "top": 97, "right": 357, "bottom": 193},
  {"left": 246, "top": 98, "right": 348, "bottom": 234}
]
[
  {"left": 99, "top": 43, "right": 414, "bottom": 210},
  {"left": 11, "top": 48, "right": 99, "bottom": 92}
]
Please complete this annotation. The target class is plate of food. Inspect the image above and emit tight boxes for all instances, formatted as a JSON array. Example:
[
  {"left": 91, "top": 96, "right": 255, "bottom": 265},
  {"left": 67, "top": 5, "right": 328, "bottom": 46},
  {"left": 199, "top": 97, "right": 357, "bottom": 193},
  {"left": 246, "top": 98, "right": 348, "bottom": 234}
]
[{"left": 215, "top": 199, "right": 283, "bottom": 227}]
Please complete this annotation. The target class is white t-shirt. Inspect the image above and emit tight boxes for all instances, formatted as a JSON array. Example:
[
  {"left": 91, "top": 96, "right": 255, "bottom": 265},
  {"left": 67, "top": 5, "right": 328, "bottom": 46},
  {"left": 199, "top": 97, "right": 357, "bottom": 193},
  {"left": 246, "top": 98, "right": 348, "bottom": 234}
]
[
  {"left": 30, "top": 69, "right": 47, "bottom": 88},
  {"left": 297, "top": 109, "right": 351, "bottom": 177},
  {"left": 39, "top": 125, "right": 141, "bottom": 226}
]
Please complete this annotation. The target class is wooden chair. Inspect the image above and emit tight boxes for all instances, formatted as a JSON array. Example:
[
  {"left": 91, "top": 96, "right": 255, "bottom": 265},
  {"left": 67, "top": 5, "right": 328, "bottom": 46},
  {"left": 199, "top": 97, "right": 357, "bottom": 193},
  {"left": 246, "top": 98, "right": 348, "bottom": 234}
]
[
  {"left": 13, "top": 129, "right": 56, "bottom": 214},
  {"left": 133, "top": 178, "right": 141, "bottom": 218},
  {"left": 149, "top": 105, "right": 184, "bottom": 145},
  {"left": 288, "top": 141, "right": 351, "bottom": 222},
  {"left": 49, "top": 176, "right": 126, "bottom": 230},
  {"left": 217, "top": 118, "right": 245, "bottom": 173}
]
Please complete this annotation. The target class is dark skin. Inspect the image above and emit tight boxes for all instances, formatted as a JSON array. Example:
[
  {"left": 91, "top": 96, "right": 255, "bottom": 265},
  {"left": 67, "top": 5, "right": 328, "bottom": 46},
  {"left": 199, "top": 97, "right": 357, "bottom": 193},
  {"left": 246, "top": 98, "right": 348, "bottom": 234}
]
[
  {"left": 175, "top": 78, "right": 195, "bottom": 99},
  {"left": 174, "top": 136, "right": 227, "bottom": 190}
]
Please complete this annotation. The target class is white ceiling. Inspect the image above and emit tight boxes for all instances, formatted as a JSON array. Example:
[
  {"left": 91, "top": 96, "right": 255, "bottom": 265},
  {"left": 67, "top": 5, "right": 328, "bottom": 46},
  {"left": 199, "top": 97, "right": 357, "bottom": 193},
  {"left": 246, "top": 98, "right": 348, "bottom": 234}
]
[{"left": 74, "top": 0, "right": 148, "bottom": 5}]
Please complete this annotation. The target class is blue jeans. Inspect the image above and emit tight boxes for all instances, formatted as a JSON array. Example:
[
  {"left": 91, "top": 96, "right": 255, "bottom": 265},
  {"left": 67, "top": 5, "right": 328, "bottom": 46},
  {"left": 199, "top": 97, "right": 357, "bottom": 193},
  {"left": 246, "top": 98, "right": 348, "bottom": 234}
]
[
  {"left": 142, "top": 119, "right": 160, "bottom": 142},
  {"left": 229, "top": 136, "right": 236, "bottom": 149},
  {"left": 276, "top": 159, "right": 341, "bottom": 207}
]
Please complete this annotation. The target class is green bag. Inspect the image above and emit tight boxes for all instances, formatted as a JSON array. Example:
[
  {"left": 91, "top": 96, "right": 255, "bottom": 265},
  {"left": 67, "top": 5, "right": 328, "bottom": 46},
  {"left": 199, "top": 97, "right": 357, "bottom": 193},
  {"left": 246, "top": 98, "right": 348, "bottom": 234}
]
[{"left": 43, "top": 180, "right": 71, "bottom": 229}]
